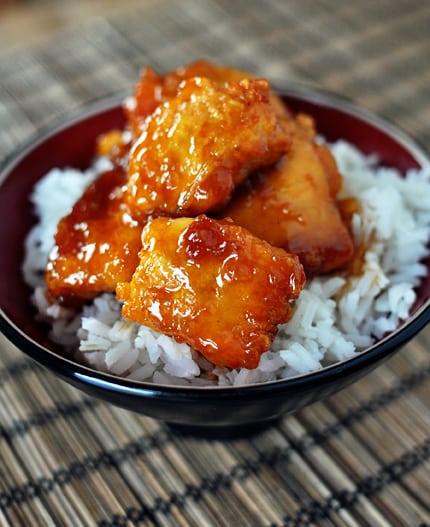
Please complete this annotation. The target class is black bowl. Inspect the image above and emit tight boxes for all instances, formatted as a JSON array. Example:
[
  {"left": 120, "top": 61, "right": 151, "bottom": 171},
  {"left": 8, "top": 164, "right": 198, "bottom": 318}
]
[{"left": 1, "top": 88, "right": 429, "bottom": 436}]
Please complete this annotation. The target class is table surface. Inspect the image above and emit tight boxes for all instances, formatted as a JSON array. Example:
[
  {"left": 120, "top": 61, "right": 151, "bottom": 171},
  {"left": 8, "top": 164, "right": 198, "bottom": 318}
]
[{"left": 0, "top": 1, "right": 429, "bottom": 525}]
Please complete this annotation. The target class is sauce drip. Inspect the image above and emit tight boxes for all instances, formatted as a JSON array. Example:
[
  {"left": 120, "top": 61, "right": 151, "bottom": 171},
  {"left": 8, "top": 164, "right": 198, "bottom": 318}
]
[{"left": 46, "top": 167, "right": 143, "bottom": 306}]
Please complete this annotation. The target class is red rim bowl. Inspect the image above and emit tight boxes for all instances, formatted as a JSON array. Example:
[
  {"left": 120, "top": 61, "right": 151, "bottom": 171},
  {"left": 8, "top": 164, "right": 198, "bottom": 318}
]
[{"left": 1, "top": 88, "right": 429, "bottom": 436}]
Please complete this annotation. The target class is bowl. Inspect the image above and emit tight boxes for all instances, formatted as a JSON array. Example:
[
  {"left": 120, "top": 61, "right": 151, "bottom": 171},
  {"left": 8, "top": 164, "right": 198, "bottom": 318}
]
[{"left": 1, "top": 87, "right": 429, "bottom": 437}]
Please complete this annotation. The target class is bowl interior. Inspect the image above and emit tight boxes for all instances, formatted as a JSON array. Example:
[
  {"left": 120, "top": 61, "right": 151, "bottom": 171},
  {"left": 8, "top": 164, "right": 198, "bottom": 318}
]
[
  {"left": 0, "top": 102, "right": 125, "bottom": 354},
  {"left": 1, "top": 89, "right": 429, "bottom": 375}
]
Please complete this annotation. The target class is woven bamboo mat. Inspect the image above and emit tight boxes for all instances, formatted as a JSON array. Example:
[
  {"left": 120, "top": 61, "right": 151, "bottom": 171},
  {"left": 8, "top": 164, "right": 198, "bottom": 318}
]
[{"left": 1, "top": 1, "right": 430, "bottom": 525}]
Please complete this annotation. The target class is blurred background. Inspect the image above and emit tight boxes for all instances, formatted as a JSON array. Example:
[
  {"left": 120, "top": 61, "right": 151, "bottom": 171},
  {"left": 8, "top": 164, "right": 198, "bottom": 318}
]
[{"left": 0, "top": 0, "right": 145, "bottom": 53}]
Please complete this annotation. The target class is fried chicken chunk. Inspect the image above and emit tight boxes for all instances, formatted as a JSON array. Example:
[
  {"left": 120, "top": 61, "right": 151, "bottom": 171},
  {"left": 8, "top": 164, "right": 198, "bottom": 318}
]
[
  {"left": 221, "top": 114, "right": 354, "bottom": 275},
  {"left": 98, "top": 60, "right": 290, "bottom": 171},
  {"left": 125, "top": 60, "right": 290, "bottom": 136},
  {"left": 116, "top": 215, "right": 305, "bottom": 369},
  {"left": 125, "top": 76, "right": 290, "bottom": 220},
  {"left": 46, "top": 168, "right": 143, "bottom": 306}
]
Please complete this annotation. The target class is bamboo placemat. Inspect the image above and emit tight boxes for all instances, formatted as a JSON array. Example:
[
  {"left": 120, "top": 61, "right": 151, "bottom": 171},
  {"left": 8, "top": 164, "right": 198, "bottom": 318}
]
[{"left": 1, "top": 1, "right": 429, "bottom": 525}]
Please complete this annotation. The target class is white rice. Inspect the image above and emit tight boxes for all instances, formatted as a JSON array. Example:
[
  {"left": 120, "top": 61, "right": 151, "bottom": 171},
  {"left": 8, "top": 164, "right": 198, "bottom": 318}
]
[{"left": 23, "top": 141, "right": 430, "bottom": 387}]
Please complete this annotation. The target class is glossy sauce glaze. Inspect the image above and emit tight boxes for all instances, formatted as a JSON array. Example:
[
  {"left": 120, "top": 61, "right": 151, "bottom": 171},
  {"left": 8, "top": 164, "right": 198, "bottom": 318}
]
[
  {"left": 221, "top": 114, "right": 355, "bottom": 275},
  {"left": 125, "top": 60, "right": 265, "bottom": 137},
  {"left": 125, "top": 77, "right": 290, "bottom": 220},
  {"left": 117, "top": 215, "right": 306, "bottom": 369},
  {"left": 44, "top": 61, "right": 357, "bottom": 370},
  {"left": 46, "top": 167, "right": 143, "bottom": 305}
]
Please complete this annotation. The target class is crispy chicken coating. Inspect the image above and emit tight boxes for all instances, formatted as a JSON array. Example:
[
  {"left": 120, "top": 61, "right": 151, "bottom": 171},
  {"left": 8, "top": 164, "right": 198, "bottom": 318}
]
[
  {"left": 221, "top": 113, "right": 354, "bottom": 275},
  {"left": 98, "top": 60, "right": 290, "bottom": 178},
  {"left": 125, "top": 76, "right": 290, "bottom": 220},
  {"left": 46, "top": 168, "right": 143, "bottom": 306},
  {"left": 125, "top": 60, "right": 290, "bottom": 136},
  {"left": 116, "top": 215, "right": 306, "bottom": 369}
]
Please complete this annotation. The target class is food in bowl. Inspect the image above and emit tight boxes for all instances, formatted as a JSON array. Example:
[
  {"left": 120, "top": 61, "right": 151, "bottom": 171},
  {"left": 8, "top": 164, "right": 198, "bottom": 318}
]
[{"left": 22, "top": 61, "right": 430, "bottom": 387}]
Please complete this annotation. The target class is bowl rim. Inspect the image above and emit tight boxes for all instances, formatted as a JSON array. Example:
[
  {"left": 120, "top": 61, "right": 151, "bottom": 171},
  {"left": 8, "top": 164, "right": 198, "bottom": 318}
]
[{"left": 1, "top": 85, "right": 430, "bottom": 399}]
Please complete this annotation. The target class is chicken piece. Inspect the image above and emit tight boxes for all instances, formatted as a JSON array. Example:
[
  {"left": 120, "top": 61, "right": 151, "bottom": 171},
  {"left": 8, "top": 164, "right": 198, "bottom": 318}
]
[
  {"left": 125, "top": 77, "right": 290, "bottom": 220},
  {"left": 221, "top": 113, "right": 354, "bottom": 275},
  {"left": 287, "top": 114, "right": 343, "bottom": 197},
  {"left": 46, "top": 168, "right": 143, "bottom": 306},
  {"left": 125, "top": 60, "right": 290, "bottom": 136},
  {"left": 116, "top": 215, "right": 305, "bottom": 369},
  {"left": 96, "top": 129, "right": 131, "bottom": 169},
  {"left": 98, "top": 60, "right": 290, "bottom": 168}
]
